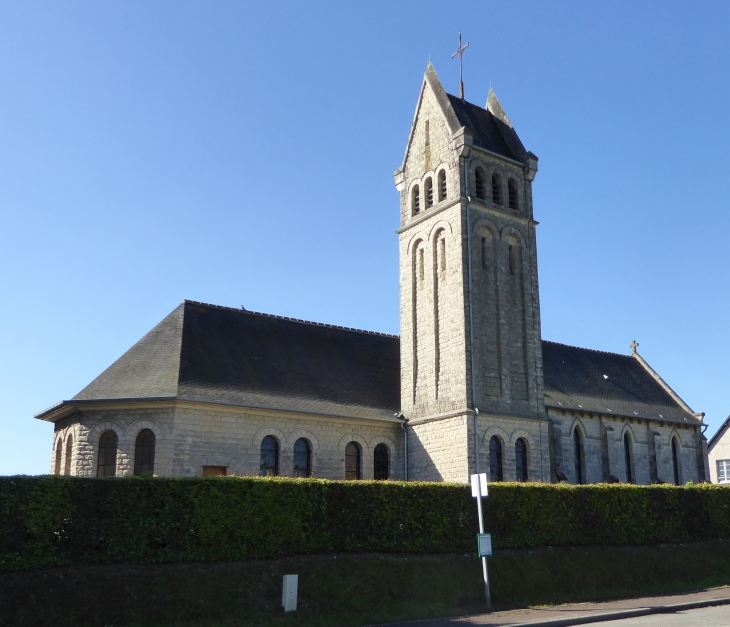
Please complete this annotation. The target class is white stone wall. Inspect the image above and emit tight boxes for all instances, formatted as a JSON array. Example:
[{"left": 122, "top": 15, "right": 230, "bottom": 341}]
[
  {"left": 709, "top": 428, "right": 730, "bottom": 483},
  {"left": 51, "top": 403, "right": 404, "bottom": 481}
]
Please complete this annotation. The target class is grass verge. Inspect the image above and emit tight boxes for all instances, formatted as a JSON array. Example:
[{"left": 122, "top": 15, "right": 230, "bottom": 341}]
[{"left": 3, "top": 539, "right": 730, "bottom": 627}]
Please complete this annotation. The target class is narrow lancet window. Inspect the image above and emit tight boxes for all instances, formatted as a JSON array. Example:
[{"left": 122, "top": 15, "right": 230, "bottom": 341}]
[
  {"left": 516, "top": 438, "right": 528, "bottom": 482},
  {"left": 489, "top": 436, "right": 503, "bottom": 482},
  {"left": 671, "top": 438, "right": 680, "bottom": 485},
  {"left": 293, "top": 438, "right": 311, "bottom": 478},
  {"left": 425, "top": 177, "right": 434, "bottom": 208},
  {"left": 438, "top": 170, "right": 447, "bottom": 201},
  {"left": 492, "top": 173, "right": 502, "bottom": 204},
  {"left": 508, "top": 178, "right": 519, "bottom": 210},
  {"left": 573, "top": 429, "right": 584, "bottom": 484},
  {"left": 374, "top": 444, "right": 389, "bottom": 480},
  {"left": 54, "top": 438, "right": 62, "bottom": 475},
  {"left": 475, "top": 167, "right": 486, "bottom": 201},
  {"left": 624, "top": 433, "right": 633, "bottom": 484}
]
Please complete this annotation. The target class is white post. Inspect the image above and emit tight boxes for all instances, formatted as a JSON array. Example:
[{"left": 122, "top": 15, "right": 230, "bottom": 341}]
[
  {"left": 282, "top": 574, "right": 298, "bottom": 612},
  {"left": 472, "top": 473, "right": 491, "bottom": 609}
]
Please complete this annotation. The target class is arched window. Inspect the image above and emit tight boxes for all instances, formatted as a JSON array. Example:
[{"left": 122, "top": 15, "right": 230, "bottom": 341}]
[
  {"left": 573, "top": 429, "right": 584, "bottom": 484},
  {"left": 475, "top": 167, "right": 486, "bottom": 201},
  {"left": 97, "top": 430, "right": 118, "bottom": 477},
  {"left": 345, "top": 441, "right": 362, "bottom": 480},
  {"left": 411, "top": 185, "right": 420, "bottom": 215},
  {"left": 425, "top": 177, "right": 434, "bottom": 208},
  {"left": 64, "top": 435, "right": 73, "bottom": 475},
  {"left": 374, "top": 443, "right": 389, "bottom": 480},
  {"left": 293, "top": 438, "right": 311, "bottom": 478},
  {"left": 134, "top": 429, "right": 156, "bottom": 476},
  {"left": 623, "top": 433, "right": 633, "bottom": 484},
  {"left": 491, "top": 173, "right": 502, "bottom": 205},
  {"left": 508, "top": 178, "right": 519, "bottom": 210},
  {"left": 516, "top": 438, "right": 528, "bottom": 482},
  {"left": 438, "top": 170, "right": 447, "bottom": 201},
  {"left": 260, "top": 435, "right": 279, "bottom": 476},
  {"left": 489, "top": 436, "right": 503, "bottom": 482},
  {"left": 671, "top": 437, "right": 680, "bottom": 485},
  {"left": 54, "top": 438, "right": 62, "bottom": 475}
]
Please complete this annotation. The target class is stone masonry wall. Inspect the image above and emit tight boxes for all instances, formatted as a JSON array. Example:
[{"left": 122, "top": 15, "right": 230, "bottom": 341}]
[
  {"left": 51, "top": 403, "right": 403, "bottom": 481},
  {"left": 548, "top": 408, "right": 704, "bottom": 485},
  {"left": 407, "top": 414, "right": 469, "bottom": 482}
]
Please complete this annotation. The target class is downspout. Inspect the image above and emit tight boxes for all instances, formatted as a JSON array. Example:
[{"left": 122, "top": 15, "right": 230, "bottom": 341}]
[
  {"left": 464, "top": 154, "right": 480, "bottom": 474},
  {"left": 396, "top": 412, "right": 408, "bottom": 481}
]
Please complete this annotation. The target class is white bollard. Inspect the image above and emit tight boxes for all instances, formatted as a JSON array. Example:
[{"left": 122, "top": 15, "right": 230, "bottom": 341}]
[{"left": 282, "top": 574, "right": 298, "bottom": 612}]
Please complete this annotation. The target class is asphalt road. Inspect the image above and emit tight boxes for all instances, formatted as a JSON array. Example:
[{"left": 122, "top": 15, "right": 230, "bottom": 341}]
[{"left": 600, "top": 605, "right": 730, "bottom": 626}]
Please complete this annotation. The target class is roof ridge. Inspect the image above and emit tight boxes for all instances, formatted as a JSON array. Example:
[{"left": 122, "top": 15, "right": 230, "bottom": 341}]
[
  {"left": 542, "top": 339, "right": 630, "bottom": 358},
  {"left": 184, "top": 300, "right": 399, "bottom": 338}
]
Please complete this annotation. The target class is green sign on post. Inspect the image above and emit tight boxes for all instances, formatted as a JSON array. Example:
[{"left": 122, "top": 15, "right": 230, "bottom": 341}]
[{"left": 477, "top": 533, "right": 492, "bottom": 558}]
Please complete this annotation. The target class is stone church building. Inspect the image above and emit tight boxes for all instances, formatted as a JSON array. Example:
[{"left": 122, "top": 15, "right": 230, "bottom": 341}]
[{"left": 38, "top": 64, "right": 709, "bottom": 485}]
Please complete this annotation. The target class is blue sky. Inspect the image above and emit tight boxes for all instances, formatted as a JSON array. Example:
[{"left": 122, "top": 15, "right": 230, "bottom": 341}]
[{"left": 1, "top": 1, "right": 729, "bottom": 475}]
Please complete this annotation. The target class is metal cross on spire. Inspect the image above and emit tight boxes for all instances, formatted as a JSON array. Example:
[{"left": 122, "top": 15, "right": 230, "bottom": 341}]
[
  {"left": 630, "top": 340, "right": 639, "bottom": 353},
  {"left": 452, "top": 32, "right": 470, "bottom": 100}
]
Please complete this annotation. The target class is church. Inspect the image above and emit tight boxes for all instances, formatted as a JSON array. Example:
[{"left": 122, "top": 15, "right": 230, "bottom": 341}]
[{"left": 37, "top": 63, "right": 709, "bottom": 486}]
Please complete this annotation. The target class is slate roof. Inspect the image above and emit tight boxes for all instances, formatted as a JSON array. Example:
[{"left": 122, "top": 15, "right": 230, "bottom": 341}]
[
  {"left": 446, "top": 94, "right": 527, "bottom": 162},
  {"left": 542, "top": 341, "right": 698, "bottom": 424},
  {"left": 38, "top": 303, "right": 698, "bottom": 426},
  {"left": 66, "top": 301, "right": 401, "bottom": 421}
]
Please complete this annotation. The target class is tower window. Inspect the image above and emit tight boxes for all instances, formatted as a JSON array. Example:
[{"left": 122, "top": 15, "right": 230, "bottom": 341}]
[
  {"left": 293, "top": 438, "right": 312, "bottom": 478},
  {"left": 439, "top": 238, "right": 446, "bottom": 273},
  {"left": 54, "top": 438, "right": 62, "bottom": 475},
  {"left": 671, "top": 437, "right": 680, "bottom": 485},
  {"left": 475, "top": 167, "right": 486, "bottom": 201},
  {"left": 508, "top": 245, "right": 517, "bottom": 275},
  {"left": 489, "top": 436, "right": 503, "bottom": 482},
  {"left": 374, "top": 443, "right": 389, "bottom": 480},
  {"left": 345, "top": 441, "right": 362, "bottom": 480},
  {"left": 412, "top": 185, "right": 420, "bottom": 215},
  {"left": 260, "top": 435, "right": 279, "bottom": 476},
  {"left": 492, "top": 173, "right": 502, "bottom": 205},
  {"left": 425, "top": 177, "right": 434, "bottom": 208},
  {"left": 516, "top": 438, "right": 528, "bottom": 482},
  {"left": 424, "top": 120, "right": 430, "bottom": 147},
  {"left": 481, "top": 237, "right": 488, "bottom": 269},
  {"left": 438, "top": 170, "right": 447, "bottom": 201},
  {"left": 508, "top": 178, "right": 519, "bottom": 210},
  {"left": 418, "top": 248, "right": 424, "bottom": 282}
]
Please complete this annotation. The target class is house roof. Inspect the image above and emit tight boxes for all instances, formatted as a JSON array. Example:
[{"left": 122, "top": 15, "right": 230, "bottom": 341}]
[
  {"left": 37, "top": 303, "right": 698, "bottom": 427},
  {"left": 708, "top": 415, "right": 730, "bottom": 450},
  {"left": 542, "top": 341, "right": 699, "bottom": 424}
]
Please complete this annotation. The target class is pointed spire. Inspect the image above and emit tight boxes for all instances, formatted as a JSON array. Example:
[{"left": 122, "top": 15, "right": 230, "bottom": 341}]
[{"left": 486, "top": 88, "right": 512, "bottom": 128}]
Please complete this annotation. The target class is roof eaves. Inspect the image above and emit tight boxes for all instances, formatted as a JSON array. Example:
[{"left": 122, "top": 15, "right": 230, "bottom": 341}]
[
  {"left": 708, "top": 415, "right": 730, "bottom": 449},
  {"left": 631, "top": 350, "right": 700, "bottom": 419}
]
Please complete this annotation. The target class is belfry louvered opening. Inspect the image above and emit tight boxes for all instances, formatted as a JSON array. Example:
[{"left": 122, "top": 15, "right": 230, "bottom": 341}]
[
  {"left": 475, "top": 167, "right": 486, "bottom": 201},
  {"left": 492, "top": 173, "right": 502, "bottom": 204}
]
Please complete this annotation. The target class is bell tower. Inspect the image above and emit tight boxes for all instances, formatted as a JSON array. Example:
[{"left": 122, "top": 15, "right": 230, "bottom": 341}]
[{"left": 394, "top": 63, "right": 548, "bottom": 482}]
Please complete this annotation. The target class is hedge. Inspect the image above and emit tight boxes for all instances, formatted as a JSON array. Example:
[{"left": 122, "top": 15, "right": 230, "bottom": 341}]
[{"left": 2, "top": 476, "right": 730, "bottom": 572}]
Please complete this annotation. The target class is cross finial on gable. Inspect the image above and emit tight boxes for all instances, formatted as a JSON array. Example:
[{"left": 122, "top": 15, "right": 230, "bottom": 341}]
[
  {"left": 451, "top": 32, "right": 470, "bottom": 100},
  {"left": 630, "top": 340, "right": 639, "bottom": 354}
]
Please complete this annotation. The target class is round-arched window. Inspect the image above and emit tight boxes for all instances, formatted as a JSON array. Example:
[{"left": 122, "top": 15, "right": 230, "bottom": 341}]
[
  {"left": 489, "top": 436, "right": 503, "bottom": 482},
  {"left": 515, "top": 438, "right": 528, "bottom": 482},
  {"left": 97, "top": 430, "right": 118, "bottom": 477},
  {"left": 134, "top": 429, "right": 156, "bottom": 476},
  {"left": 374, "top": 443, "right": 389, "bottom": 480},
  {"left": 293, "top": 438, "right": 311, "bottom": 478},
  {"left": 260, "top": 435, "right": 279, "bottom": 476},
  {"left": 345, "top": 441, "right": 362, "bottom": 480}
]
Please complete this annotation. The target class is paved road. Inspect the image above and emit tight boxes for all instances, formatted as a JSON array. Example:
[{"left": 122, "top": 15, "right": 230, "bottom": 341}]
[{"left": 599, "top": 605, "right": 730, "bottom": 626}]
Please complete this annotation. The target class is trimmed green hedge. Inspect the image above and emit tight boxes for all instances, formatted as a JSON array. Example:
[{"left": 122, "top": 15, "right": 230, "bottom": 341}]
[{"left": 2, "top": 477, "right": 730, "bottom": 572}]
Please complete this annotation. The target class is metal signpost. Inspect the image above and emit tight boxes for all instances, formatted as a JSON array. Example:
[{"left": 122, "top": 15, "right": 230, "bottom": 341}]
[{"left": 471, "top": 472, "right": 491, "bottom": 608}]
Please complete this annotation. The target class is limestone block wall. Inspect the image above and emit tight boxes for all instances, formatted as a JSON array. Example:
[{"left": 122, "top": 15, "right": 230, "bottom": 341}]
[
  {"left": 171, "top": 404, "right": 403, "bottom": 480},
  {"left": 407, "top": 414, "right": 469, "bottom": 483},
  {"left": 478, "top": 414, "right": 551, "bottom": 482},
  {"left": 549, "top": 408, "right": 705, "bottom": 485},
  {"left": 51, "top": 402, "right": 404, "bottom": 481},
  {"left": 51, "top": 406, "right": 176, "bottom": 477}
]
